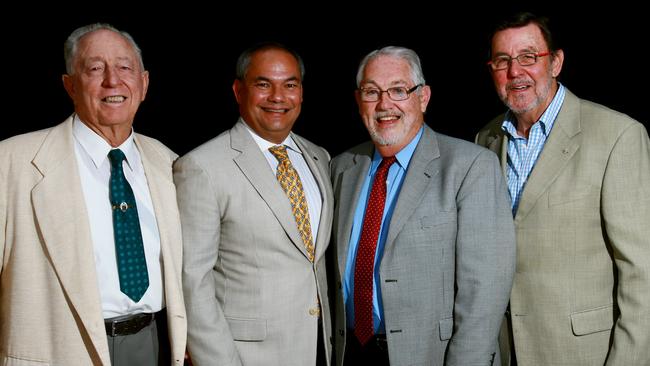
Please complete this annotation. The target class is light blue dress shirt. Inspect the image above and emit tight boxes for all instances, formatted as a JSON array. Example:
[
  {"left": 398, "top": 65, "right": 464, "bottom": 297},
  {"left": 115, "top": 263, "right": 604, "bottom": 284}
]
[
  {"left": 502, "top": 84, "right": 565, "bottom": 214},
  {"left": 344, "top": 127, "right": 423, "bottom": 334}
]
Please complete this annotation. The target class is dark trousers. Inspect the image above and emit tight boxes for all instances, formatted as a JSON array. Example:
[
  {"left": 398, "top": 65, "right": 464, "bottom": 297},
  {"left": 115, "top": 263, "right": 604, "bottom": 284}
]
[
  {"left": 344, "top": 332, "right": 389, "bottom": 366},
  {"left": 106, "top": 310, "right": 170, "bottom": 366}
]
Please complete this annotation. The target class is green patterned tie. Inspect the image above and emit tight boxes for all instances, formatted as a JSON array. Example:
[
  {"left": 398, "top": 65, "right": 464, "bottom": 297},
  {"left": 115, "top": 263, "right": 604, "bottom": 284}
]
[
  {"left": 108, "top": 149, "right": 149, "bottom": 302},
  {"left": 269, "top": 145, "right": 315, "bottom": 262}
]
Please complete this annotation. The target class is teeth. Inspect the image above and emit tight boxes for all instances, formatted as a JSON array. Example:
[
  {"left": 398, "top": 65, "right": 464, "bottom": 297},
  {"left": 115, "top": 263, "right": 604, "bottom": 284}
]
[
  {"left": 104, "top": 96, "right": 125, "bottom": 103},
  {"left": 378, "top": 116, "right": 398, "bottom": 121},
  {"left": 264, "top": 108, "right": 285, "bottom": 113}
]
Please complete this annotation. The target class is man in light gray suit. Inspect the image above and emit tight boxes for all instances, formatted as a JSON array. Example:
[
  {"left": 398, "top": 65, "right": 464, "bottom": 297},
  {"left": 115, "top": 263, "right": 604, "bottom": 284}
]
[
  {"left": 477, "top": 12, "right": 650, "bottom": 365},
  {"left": 331, "top": 46, "right": 516, "bottom": 366},
  {"left": 174, "top": 43, "right": 333, "bottom": 366}
]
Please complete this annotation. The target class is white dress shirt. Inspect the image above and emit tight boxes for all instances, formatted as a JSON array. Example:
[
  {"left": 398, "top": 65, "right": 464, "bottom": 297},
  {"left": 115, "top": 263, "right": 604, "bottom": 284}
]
[
  {"left": 242, "top": 119, "right": 323, "bottom": 244},
  {"left": 72, "top": 116, "right": 164, "bottom": 318}
]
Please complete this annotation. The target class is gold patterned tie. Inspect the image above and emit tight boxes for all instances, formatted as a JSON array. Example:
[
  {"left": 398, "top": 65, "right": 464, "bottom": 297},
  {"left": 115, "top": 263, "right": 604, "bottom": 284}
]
[{"left": 269, "top": 145, "right": 315, "bottom": 262}]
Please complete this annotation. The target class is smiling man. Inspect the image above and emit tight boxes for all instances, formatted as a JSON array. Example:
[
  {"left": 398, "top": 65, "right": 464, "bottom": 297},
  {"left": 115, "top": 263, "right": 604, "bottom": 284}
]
[
  {"left": 476, "top": 12, "right": 650, "bottom": 365},
  {"left": 174, "top": 43, "right": 334, "bottom": 366},
  {"left": 0, "top": 24, "right": 186, "bottom": 365},
  {"left": 330, "top": 46, "right": 516, "bottom": 366}
]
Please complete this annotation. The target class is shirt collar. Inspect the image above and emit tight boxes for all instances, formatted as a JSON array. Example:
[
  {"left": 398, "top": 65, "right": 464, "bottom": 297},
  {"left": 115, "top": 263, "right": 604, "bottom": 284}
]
[
  {"left": 501, "top": 83, "right": 566, "bottom": 138},
  {"left": 371, "top": 125, "right": 424, "bottom": 170},
  {"left": 241, "top": 118, "right": 302, "bottom": 155},
  {"left": 72, "top": 114, "right": 138, "bottom": 172}
]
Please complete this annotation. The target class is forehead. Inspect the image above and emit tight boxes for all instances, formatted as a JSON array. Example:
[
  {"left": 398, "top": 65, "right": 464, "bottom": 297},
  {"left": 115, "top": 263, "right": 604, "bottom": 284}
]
[
  {"left": 491, "top": 23, "right": 547, "bottom": 53},
  {"left": 246, "top": 48, "right": 301, "bottom": 80},
  {"left": 76, "top": 29, "right": 137, "bottom": 61},
  {"left": 362, "top": 55, "right": 411, "bottom": 85}
]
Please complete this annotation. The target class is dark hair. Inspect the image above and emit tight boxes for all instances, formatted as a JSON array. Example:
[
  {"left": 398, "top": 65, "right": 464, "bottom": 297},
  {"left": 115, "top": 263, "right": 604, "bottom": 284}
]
[
  {"left": 488, "top": 12, "right": 557, "bottom": 59},
  {"left": 235, "top": 42, "right": 305, "bottom": 81}
]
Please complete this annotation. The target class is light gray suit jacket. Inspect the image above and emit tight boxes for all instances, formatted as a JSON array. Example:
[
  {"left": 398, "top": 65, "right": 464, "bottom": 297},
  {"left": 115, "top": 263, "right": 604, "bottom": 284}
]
[
  {"left": 0, "top": 116, "right": 187, "bottom": 365},
  {"left": 331, "top": 125, "right": 516, "bottom": 366},
  {"left": 476, "top": 89, "right": 650, "bottom": 365},
  {"left": 174, "top": 120, "right": 334, "bottom": 366}
]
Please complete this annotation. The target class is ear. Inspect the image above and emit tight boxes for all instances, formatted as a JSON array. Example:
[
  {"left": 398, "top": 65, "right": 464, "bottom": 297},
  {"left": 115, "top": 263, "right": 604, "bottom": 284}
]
[
  {"left": 62, "top": 74, "right": 75, "bottom": 100},
  {"left": 354, "top": 89, "right": 363, "bottom": 114},
  {"left": 140, "top": 70, "right": 149, "bottom": 101},
  {"left": 551, "top": 49, "right": 564, "bottom": 78},
  {"left": 419, "top": 84, "right": 431, "bottom": 113},
  {"left": 232, "top": 79, "right": 242, "bottom": 104}
]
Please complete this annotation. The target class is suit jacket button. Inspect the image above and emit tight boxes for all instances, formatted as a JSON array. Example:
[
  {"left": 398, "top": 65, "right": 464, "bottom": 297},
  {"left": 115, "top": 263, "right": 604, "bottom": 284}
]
[{"left": 309, "top": 307, "right": 321, "bottom": 317}]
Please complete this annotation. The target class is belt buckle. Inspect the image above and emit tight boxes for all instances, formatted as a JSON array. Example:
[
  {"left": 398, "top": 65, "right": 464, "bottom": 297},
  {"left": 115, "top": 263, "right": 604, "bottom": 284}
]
[{"left": 106, "top": 312, "right": 154, "bottom": 337}]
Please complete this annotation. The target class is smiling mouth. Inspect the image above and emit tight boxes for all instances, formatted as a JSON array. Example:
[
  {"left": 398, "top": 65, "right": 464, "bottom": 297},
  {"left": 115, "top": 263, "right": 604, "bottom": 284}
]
[
  {"left": 261, "top": 107, "right": 289, "bottom": 113},
  {"left": 103, "top": 95, "right": 127, "bottom": 103}
]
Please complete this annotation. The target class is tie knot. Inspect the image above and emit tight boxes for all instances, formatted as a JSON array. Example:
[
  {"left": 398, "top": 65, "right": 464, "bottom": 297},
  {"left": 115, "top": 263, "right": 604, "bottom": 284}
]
[
  {"left": 108, "top": 149, "right": 126, "bottom": 168},
  {"left": 269, "top": 145, "right": 289, "bottom": 162},
  {"left": 378, "top": 156, "right": 397, "bottom": 173}
]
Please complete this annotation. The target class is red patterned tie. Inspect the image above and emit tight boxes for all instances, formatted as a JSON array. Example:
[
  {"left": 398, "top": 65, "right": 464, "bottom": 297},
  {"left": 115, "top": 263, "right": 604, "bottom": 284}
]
[{"left": 354, "top": 156, "right": 396, "bottom": 345}]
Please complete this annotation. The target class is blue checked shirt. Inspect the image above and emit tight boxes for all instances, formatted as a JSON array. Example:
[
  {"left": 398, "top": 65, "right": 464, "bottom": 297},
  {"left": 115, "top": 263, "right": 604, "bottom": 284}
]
[{"left": 503, "top": 84, "right": 566, "bottom": 214}]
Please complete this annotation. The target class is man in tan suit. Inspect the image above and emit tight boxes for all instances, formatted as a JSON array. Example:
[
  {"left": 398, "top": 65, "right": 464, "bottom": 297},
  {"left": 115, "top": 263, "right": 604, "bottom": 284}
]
[
  {"left": 476, "top": 12, "right": 650, "bottom": 365},
  {"left": 174, "top": 43, "right": 333, "bottom": 366},
  {"left": 0, "top": 24, "right": 186, "bottom": 365}
]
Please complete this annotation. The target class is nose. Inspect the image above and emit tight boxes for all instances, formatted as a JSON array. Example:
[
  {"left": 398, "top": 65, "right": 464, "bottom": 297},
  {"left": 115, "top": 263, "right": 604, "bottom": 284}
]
[
  {"left": 267, "top": 86, "right": 286, "bottom": 102},
  {"left": 507, "top": 60, "right": 524, "bottom": 78},
  {"left": 102, "top": 66, "right": 121, "bottom": 87},
  {"left": 376, "top": 90, "right": 394, "bottom": 109}
]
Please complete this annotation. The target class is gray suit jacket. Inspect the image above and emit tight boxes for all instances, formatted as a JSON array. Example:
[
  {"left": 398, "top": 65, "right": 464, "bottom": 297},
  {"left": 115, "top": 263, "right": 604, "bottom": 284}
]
[
  {"left": 174, "top": 120, "right": 334, "bottom": 366},
  {"left": 331, "top": 125, "right": 516, "bottom": 366},
  {"left": 476, "top": 89, "right": 650, "bottom": 365},
  {"left": 0, "top": 116, "right": 187, "bottom": 365}
]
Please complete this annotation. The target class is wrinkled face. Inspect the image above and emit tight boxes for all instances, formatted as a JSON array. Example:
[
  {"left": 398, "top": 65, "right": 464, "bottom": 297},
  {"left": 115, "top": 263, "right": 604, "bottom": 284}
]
[
  {"left": 63, "top": 29, "right": 148, "bottom": 129},
  {"left": 356, "top": 55, "right": 430, "bottom": 151},
  {"left": 490, "top": 23, "right": 563, "bottom": 119},
  {"left": 233, "top": 48, "right": 303, "bottom": 143}
]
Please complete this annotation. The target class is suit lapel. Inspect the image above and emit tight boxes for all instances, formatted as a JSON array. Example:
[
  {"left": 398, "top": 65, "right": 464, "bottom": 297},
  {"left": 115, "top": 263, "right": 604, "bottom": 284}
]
[
  {"left": 336, "top": 148, "right": 372, "bottom": 277},
  {"left": 292, "top": 134, "right": 333, "bottom": 261},
  {"left": 384, "top": 126, "right": 439, "bottom": 250},
  {"left": 514, "top": 91, "right": 582, "bottom": 223},
  {"left": 230, "top": 122, "right": 309, "bottom": 260},
  {"left": 30, "top": 118, "right": 110, "bottom": 365},
  {"left": 136, "top": 135, "right": 186, "bottom": 359}
]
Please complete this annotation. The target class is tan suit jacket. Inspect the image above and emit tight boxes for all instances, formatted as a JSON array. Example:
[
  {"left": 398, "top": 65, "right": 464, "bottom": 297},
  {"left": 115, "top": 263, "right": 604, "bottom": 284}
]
[
  {"left": 0, "top": 117, "right": 187, "bottom": 365},
  {"left": 476, "top": 89, "right": 650, "bottom": 365},
  {"left": 174, "top": 120, "right": 334, "bottom": 366}
]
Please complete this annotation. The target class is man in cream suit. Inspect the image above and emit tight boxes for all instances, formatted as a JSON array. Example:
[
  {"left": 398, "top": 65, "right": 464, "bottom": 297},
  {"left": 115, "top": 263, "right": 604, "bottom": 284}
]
[
  {"left": 174, "top": 43, "right": 333, "bottom": 366},
  {"left": 476, "top": 12, "right": 650, "bottom": 365},
  {"left": 0, "top": 24, "right": 186, "bottom": 365},
  {"left": 331, "top": 46, "right": 516, "bottom": 366}
]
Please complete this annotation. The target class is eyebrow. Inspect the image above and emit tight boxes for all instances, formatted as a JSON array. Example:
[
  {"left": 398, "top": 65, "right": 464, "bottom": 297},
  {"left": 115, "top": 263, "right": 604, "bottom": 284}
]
[{"left": 253, "top": 76, "right": 301, "bottom": 83}]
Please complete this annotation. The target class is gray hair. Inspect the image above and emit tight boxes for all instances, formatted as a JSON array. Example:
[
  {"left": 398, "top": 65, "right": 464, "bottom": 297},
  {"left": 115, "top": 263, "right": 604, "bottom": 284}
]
[
  {"left": 356, "top": 46, "right": 425, "bottom": 87},
  {"left": 64, "top": 23, "right": 144, "bottom": 74}
]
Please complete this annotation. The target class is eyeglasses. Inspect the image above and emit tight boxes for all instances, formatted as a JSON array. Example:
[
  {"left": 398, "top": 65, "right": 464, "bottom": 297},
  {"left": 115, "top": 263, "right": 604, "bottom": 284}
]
[
  {"left": 358, "top": 84, "right": 422, "bottom": 102},
  {"left": 487, "top": 52, "right": 550, "bottom": 71}
]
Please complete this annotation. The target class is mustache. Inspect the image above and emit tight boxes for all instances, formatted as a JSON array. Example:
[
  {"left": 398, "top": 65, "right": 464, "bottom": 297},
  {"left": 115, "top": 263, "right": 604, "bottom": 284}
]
[{"left": 374, "top": 111, "right": 403, "bottom": 119}]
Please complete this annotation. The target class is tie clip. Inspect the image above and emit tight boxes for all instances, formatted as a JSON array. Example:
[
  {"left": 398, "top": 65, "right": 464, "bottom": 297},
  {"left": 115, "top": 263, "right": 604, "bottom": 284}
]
[{"left": 112, "top": 202, "right": 130, "bottom": 212}]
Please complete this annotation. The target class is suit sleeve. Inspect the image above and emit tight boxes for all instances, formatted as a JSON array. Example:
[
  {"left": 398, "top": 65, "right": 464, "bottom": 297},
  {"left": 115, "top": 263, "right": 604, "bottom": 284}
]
[
  {"left": 602, "top": 123, "right": 650, "bottom": 365},
  {"left": 173, "top": 155, "right": 243, "bottom": 366},
  {"left": 0, "top": 155, "right": 5, "bottom": 276},
  {"left": 446, "top": 149, "right": 516, "bottom": 366}
]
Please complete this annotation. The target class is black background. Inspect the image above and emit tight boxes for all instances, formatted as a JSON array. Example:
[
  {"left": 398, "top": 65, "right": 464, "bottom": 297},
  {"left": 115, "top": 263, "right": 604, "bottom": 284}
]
[{"left": 3, "top": 5, "right": 647, "bottom": 157}]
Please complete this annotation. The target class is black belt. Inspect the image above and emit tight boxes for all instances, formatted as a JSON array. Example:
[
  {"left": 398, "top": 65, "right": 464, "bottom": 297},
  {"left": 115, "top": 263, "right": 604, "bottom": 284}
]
[{"left": 105, "top": 309, "right": 163, "bottom": 337}]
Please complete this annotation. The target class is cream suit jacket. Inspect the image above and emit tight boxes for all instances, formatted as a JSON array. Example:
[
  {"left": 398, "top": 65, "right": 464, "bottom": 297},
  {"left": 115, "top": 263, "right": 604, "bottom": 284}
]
[
  {"left": 476, "top": 89, "right": 650, "bottom": 365},
  {"left": 174, "top": 120, "right": 334, "bottom": 366},
  {"left": 0, "top": 117, "right": 187, "bottom": 365}
]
